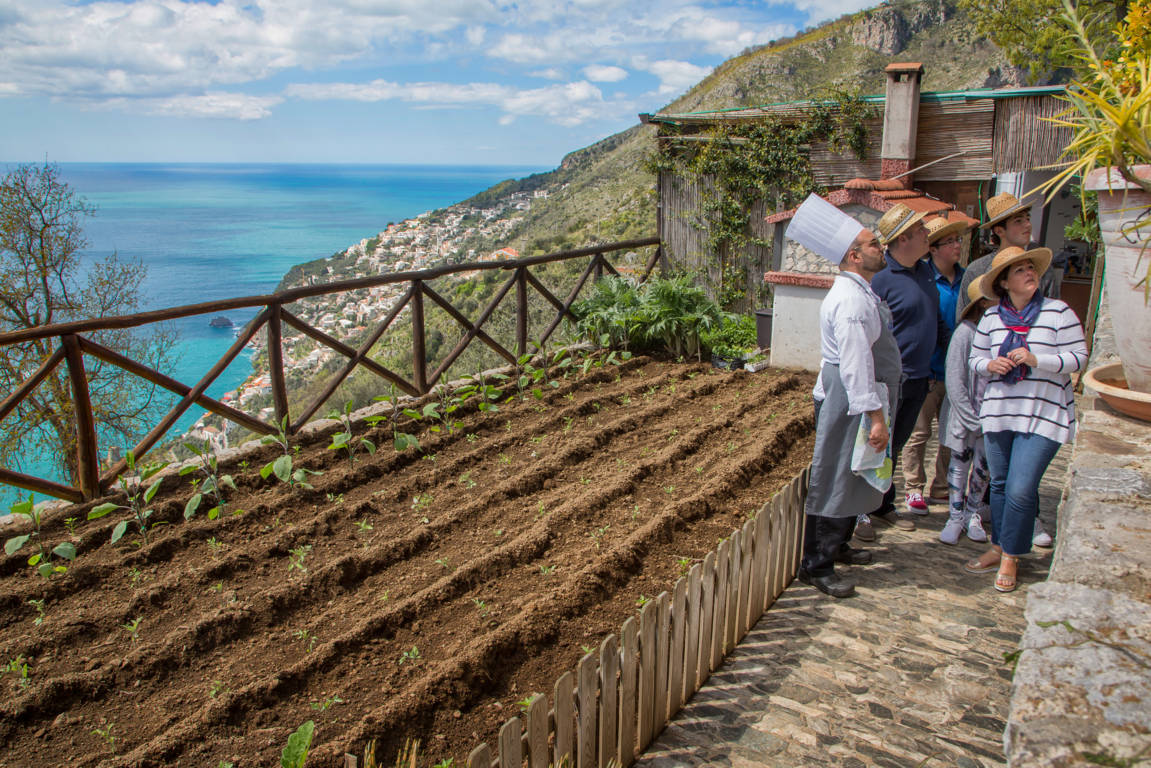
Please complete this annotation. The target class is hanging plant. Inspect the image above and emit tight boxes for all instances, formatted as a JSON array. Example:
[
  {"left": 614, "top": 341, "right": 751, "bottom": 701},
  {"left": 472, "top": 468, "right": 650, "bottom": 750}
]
[{"left": 648, "top": 90, "right": 876, "bottom": 308}]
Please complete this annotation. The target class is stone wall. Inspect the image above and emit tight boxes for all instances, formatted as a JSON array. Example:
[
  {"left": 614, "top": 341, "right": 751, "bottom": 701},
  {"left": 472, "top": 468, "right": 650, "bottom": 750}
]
[{"left": 1004, "top": 295, "right": 1151, "bottom": 766}]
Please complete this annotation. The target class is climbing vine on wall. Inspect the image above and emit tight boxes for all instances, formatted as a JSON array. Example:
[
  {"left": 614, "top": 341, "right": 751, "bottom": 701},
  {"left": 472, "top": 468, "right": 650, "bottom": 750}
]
[{"left": 647, "top": 91, "right": 876, "bottom": 309}]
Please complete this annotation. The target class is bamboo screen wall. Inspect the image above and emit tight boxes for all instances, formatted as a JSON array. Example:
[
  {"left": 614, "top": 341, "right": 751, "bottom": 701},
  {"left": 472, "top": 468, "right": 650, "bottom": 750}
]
[
  {"left": 992, "top": 94, "right": 1074, "bottom": 173},
  {"left": 913, "top": 100, "right": 996, "bottom": 180},
  {"left": 361, "top": 466, "right": 808, "bottom": 768},
  {"left": 657, "top": 172, "right": 773, "bottom": 312}
]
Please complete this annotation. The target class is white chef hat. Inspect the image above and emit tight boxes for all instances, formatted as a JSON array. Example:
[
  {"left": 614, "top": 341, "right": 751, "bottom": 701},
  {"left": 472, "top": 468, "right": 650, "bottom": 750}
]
[{"left": 784, "top": 193, "right": 866, "bottom": 264}]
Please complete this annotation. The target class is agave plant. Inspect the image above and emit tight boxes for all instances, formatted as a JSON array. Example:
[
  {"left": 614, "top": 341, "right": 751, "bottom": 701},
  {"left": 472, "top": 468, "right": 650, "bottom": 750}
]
[{"left": 1038, "top": 0, "right": 1151, "bottom": 200}]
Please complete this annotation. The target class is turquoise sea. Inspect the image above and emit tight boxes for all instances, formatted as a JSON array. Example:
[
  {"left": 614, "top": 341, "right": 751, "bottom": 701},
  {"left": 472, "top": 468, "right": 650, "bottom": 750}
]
[{"left": 2, "top": 162, "right": 547, "bottom": 505}]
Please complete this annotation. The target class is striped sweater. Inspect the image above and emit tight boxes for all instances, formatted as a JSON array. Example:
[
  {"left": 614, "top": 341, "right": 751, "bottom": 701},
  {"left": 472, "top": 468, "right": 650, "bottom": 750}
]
[{"left": 970, "top": 298, "right": 1087, "bottom": 444}]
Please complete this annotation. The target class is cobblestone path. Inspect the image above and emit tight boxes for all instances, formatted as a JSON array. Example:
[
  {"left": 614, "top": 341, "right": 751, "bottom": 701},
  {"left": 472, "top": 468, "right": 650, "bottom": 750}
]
[{"left": 635, "top": 441, "right": 1072, "bottom": 768}]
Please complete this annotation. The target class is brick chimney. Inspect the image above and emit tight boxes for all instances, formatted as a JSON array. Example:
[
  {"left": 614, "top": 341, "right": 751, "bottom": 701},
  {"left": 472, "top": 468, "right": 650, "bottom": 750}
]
[{"left": 880, "top": 62, "right": 924, "bottom": 188}]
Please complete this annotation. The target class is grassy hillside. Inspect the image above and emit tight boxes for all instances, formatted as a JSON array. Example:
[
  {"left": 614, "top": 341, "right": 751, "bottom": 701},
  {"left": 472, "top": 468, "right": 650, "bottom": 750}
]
[{"left": 462, "top": 0, "right": 1012, "bottom": 261}]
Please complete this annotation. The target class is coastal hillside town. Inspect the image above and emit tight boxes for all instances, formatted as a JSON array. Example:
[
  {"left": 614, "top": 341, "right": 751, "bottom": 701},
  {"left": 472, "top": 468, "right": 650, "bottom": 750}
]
[{"left": 181, "top": 186, "right": 552, "bottom": 451}]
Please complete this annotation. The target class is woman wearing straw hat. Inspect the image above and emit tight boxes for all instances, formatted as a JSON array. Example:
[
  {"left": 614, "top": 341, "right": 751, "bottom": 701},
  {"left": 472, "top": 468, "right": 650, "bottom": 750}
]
[
  {"left": 965, "top": 246, "right": 1087, "bottom": 592},
  {"left": 901, "top": 216, "right": 971, "bottom": 512}
]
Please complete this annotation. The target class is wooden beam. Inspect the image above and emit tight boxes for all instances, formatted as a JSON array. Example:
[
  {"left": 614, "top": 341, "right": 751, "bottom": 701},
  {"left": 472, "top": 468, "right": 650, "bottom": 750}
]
[
  {"left": 0, "top": 346, "right": 65, "bottom": 426},
  {"left": 515, "top": 267, "right": 529, "bottom": 358},
  {"left": 101, "top": 309, "right": 268, "bottom": 486},
  {"left": 77, "top": 336, "right": 273, "bottom": 438},
  {"left": 267, "top": 303, "right": 290, "bottom": 431},
  {"left": 0, "top": 237, "right": 661, "bottom": 345},
  {"left": 540, "top": 257, "right": 597, "bottom": 345},
  {"left": 422, "top": 281, "right": 517, "bottom": 388},
  {"left": 411, "top": 281, "right": 427, "bottom": 394},
  {"left": 0, "top": 466, "right": 83, "bottom": 504},
  {"left": 61, "top": 334, "right": 100, "bottom": 501}
]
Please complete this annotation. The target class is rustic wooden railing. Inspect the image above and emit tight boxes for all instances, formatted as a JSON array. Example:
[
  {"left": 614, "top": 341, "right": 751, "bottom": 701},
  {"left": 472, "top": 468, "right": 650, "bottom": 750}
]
[
  {"left": 348, "top": 466, "right": 806, "bottom": 768},
  {"left": 0, "top": 237, "right": 662, "bottom": 503}
]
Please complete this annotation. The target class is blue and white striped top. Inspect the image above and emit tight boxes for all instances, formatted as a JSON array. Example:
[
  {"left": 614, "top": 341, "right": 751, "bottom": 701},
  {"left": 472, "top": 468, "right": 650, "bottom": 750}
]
[{"left": 970, "top": 298, "right": 1088, "bottom": 444}]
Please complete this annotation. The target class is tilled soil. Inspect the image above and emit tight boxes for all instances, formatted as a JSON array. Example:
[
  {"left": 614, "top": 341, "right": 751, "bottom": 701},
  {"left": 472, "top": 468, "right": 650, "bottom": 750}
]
[{"left": 0, "top": 357, "right": 815, "bottom": 768}]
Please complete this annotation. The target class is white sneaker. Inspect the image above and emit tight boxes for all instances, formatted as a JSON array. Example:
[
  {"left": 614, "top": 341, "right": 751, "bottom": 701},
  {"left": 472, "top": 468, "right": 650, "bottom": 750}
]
[
  {"left": 939, "top": 518, "right": 964, "bottom": 545},
  {"left": 967, "top": 516, "right": 989, "bottom": 543},
  {"left": 1033, "top": 530, "right": 1053, "bottom": 548}
]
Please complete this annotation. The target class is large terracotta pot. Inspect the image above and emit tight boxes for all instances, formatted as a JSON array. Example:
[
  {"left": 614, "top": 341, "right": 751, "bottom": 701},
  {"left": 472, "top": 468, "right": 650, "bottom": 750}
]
[{"left": 1085, "top": 164, "right": 1151, "bottom": 393}]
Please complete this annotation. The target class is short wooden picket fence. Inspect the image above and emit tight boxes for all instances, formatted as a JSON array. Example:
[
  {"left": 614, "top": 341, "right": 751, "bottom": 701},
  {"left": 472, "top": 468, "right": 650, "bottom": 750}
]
[{"left": 348, "top": 464, "right": 808, "bottom": 768}]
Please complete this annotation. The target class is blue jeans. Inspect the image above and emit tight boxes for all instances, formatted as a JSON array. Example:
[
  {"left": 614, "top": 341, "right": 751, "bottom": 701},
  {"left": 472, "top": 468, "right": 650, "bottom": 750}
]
[{"left": 983, "top": 431, "right": 1061, "bottom": 556}]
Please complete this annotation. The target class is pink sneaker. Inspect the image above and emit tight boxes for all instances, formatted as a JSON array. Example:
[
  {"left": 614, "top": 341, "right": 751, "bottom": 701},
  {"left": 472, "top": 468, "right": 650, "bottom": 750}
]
[{"left": 905, "top": 491, "right": 929, "bottom": 515}]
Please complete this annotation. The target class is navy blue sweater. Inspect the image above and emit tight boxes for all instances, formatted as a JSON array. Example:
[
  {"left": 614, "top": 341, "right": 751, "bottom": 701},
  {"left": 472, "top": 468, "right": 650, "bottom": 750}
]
[{"left": 871, "top": 253, "right": 951, "bottom": 379}]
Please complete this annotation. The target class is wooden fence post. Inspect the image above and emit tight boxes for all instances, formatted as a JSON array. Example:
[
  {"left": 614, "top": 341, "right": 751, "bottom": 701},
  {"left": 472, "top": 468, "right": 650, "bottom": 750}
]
[
  {"left": 515, "top": 267, "right": 529, "bottom": 358},
  {"left": 411, "top": 280, "right": 427, "bottom": 394},
  {"left": 554, "top": 671, "right": 575, "bottom": 768},
  {"left": 668, "top": 578, "right": 686, "bottom": 715},
  {"left": 499, "top": 717, "right": 522, "bottom": 768},
  {"left": 577, "top": 651, "right": 598, "bottom": 768},
  {"left": 527, "top": 695, "right": 549, "bottom": 768},
  {"left": 618, "top": 616, "right": 638, "bottom": 767},
  {"left": 637, "top": 598, "right": 658, "bottom": 752},
  {"left": 267, "top": 302, "right": 290, "bottom": 431},
  {"left": 598, "top": 635, "right": 619, "bottom": 768},
  {"left": 61, "top": 334, "right": 100, "bottom": 500}
]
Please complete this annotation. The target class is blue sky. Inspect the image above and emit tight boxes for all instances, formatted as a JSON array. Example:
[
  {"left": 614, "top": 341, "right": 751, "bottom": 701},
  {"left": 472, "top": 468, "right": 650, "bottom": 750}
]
[{"left": 0, "top": 0, "right": 873, "bottom": 167}]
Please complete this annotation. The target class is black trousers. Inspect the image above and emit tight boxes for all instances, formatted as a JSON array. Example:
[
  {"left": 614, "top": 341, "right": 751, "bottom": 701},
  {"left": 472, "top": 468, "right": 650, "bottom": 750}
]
[
  {"left": 872, "top": 375, "right": 929, "bottom": 516},
  {"left": 801, "top": 514, "right": 857, "bottom": 577}
]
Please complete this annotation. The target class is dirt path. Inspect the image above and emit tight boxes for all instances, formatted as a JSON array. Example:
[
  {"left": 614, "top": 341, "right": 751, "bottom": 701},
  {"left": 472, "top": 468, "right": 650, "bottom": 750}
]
[{"left": 0, "top": 358, "right": 816, "bottom": 768}]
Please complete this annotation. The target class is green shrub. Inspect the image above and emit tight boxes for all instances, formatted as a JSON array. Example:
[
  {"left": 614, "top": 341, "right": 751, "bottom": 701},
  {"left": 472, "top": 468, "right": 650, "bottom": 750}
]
[
  {"left": 571, "top": 274, "right": 722, "bottom": 359},
  {"left": 700, "top": 314, "right": 758, "bottom": 358}
]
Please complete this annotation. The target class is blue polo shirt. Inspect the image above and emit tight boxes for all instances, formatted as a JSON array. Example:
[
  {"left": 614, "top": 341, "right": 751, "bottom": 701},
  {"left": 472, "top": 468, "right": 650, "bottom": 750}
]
[
  {"left": 928, "top": 258, "right": 964, "bottom": 380},
  {"left": 870, "top": 252, "right": 950, "bottom": 380}
]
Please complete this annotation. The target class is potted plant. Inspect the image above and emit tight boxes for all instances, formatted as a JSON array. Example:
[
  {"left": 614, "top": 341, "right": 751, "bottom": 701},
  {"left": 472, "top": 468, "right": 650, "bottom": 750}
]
[{"left": 1037, "top": 0, "right": 1151, "bottom": 409}]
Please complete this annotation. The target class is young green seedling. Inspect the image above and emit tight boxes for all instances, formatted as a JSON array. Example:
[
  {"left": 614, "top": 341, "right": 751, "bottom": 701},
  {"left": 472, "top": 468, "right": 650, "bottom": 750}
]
[
  {"left": 4, "top": 495, "right": 76, "bottom": 578},
  {"left": 4, "top": 656, "right": 30, "bottom": 688},
  {"left": 280, "top": 720, "right": 315, "bottom": 768},
  {"left": 288, "top": 545, "right": 312, "bottom": 577},
  {"left": 327, "top": 399, "right": 376, "bottom": 464},
  {"left": 293, "top": 629, "right": 317, "bottom": 653},
  {"left": 398, "top": 646, "right": 420, "bottom": 665},
  {"left": 539, "top": 564, "right": 556, "bottom": 575},
  {"left": 368, "top": 385, "right": 421, "bottom": 452},
  {"left": 180, "top": 439, "right": 236, "bottom": 521},
  {"left": 92, "top": 721, "right": 116, "bottom": 754},
  {"left": 121, "top": 617, "right": 142, "bottom": 642},
  {"left": 310, "top": 695, "right": 344, "bottom": 712},
  {"left": 87, "top": 451, "right": 169, "bottom": 546},
  {"left": 259, "top": 416, "right": 322, "bottom": 488},
  {"left": 27, "top": 598, "right": 46, "bottom": 626}
]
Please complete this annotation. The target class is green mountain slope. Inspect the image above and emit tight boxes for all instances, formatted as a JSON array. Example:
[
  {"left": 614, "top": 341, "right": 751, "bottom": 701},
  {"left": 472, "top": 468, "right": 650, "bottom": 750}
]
[{"left": 466, "top": 0, "right": 1015, "bottom": 260}]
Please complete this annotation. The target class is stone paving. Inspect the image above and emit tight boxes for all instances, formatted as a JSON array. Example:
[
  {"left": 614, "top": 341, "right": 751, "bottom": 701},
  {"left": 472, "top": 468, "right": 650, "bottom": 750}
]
[{"left": 635, "top": 442, "right": 1072, "bottom": 768}]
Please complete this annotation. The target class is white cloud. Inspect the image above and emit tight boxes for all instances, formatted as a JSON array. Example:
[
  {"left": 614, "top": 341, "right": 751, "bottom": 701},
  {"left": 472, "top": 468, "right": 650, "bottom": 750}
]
[
  {"left": 583, "top": 65, "right": 628, "bottom": 83},
  {"left": 287, "top": 78, "right": 630, "bottom": 127},
  {"left": 633, "top": 58, "right": 713, "bottom": 96},
  {"left": 529, "top": 68, "right": 566, "bottom": 80},
  {"left": 128, "top": 91, "right": 284, "bottom": 120}
]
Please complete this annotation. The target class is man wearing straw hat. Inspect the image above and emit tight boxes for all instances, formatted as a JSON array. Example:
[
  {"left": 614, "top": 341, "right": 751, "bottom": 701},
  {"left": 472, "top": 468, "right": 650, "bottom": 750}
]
[
  {"left": 785, "top": 194, "right": 901, "bottom": 598},
  {"left": 901, "top": 216, "right": 971, "bottom": 512},
  {"left": 860, "top": 203, "right": 951, "bottom": 538},
  {"left": 960, "top": 192, "right": 1040, "bottom": 306}
]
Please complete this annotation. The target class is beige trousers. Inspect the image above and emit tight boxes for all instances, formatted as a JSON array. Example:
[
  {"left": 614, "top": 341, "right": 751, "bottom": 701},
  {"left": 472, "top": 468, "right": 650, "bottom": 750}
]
[{"left": 901, "top": 378, "right": 951, "bottom": 498}]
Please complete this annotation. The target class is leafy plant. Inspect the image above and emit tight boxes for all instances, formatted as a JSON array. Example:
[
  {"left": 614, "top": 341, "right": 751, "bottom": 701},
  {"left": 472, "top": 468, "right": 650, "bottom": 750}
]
[
  {"left": 92, "top": 720, "right": 116, "bottom": 753},
  {"left": 288, "top": 544, "right": 312, "bottom": 577},
  {"left": 27, "top": 598, "right": 46, "bottom": 626},
  {"left": 4, "top": 656, "right": 30, "bottom": 689},
  {"left": 87, "top": 451, "right": 169, "bottom": 545},
  {"left": 293, "top": 629, "right": 317, "bottom": 653},
  {"left": 180, "top": 439, "right": 236, "bottom": 521},
  {"left": 4, "top": 495, "right": 76, "bottom": 578},
  {"left": 700, "top": 314, "right": 758, "bottom": 359},
  {"left": 367, "top": 386, "right": 421, "bottom": 452},
  {"left": 259, "top": 416, "right": 322, "bottom": 488},
  {"left": 281, "top": 720, "right": 315, "bottom": 768},
  {"left": 121, "top": 617, "right": 142, "bottom": 642},
  {"left": 327, "top": 399, "right": 377, "bottom": 464},
  {"left": 399, "top": 645, "right": 420, "bottom": 665},
  {"left": 209, "top": 679, "right": 228, "bottom": 698},
  {"left": 310, "top": 695, "right": 344, "bottom": 711}
]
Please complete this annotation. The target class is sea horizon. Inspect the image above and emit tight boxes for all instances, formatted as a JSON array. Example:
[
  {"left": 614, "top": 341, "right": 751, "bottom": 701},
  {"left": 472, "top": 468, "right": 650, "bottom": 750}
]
[{"left": 1, "top": 161, "right": 550, "bottom": 505}]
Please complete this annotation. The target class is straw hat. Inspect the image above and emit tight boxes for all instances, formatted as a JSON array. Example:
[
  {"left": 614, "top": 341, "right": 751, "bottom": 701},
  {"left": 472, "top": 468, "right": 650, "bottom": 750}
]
[
  {"left": 980, "top": 193, "right": 1033, "bottom": 230},
  {"left": 876, "top": 203, "right": 927, "bottom": 245},
  {"left": 958, "top": 277, "right": 994, "bottom": 324},
  {"left": 979, "top": 245, "right": 1053, "bottom": 297},
  {"left": 925, "top": 216, "right": 969, "bottom": 245}
]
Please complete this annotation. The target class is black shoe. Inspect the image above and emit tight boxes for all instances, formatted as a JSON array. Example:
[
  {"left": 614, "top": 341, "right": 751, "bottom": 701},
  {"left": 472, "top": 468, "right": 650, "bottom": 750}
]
[
  {"left": 836, "top": 547, "right": 873, "bottom": 566},
  {"left": 797, "top": 568, "right": 855, "bottom": 598}
]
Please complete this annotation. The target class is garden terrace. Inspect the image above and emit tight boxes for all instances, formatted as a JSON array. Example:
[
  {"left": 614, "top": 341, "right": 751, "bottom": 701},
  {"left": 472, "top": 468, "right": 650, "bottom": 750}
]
[{"left": 0, "top": 352, "right": 819, "bottom": 767}]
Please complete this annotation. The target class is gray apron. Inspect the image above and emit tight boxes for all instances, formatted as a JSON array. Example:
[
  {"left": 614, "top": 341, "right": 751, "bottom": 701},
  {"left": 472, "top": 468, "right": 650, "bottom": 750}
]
[{"left": 806, "top": 303, "right": 902, "bottom": 518}]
